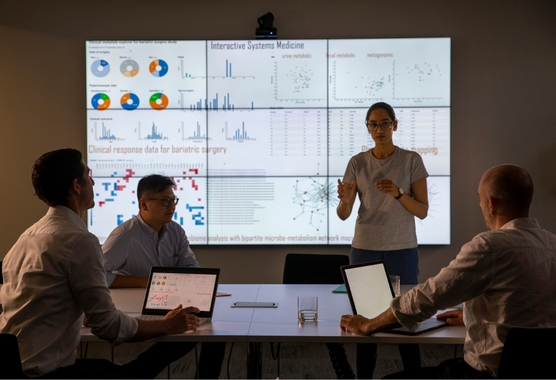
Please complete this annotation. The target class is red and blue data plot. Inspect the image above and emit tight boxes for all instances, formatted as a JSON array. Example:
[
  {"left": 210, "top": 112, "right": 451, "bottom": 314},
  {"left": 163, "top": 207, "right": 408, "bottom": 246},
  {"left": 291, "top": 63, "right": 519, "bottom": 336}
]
[{"left": 89, "top": 171, "right": 207, "bottom": 245}]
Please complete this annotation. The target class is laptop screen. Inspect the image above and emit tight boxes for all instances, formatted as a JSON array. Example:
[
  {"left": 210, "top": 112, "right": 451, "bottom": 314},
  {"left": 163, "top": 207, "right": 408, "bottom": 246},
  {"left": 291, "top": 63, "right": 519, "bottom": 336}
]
[
  {"left": 142, "top": 267, "right": 219, "bottom": 317},
  {"left": 342, "top": 261, "right": 394, "bottom": 319}
]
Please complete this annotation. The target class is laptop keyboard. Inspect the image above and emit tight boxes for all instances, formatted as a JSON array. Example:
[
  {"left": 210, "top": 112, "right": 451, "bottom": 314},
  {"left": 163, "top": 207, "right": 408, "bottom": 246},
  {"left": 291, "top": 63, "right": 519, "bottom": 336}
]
[
  {"left": 137, "top": 315, "right": 164, "bottom": 320},
  {"left": 136, "top": 315, "right": 211, "bottom": 326}
]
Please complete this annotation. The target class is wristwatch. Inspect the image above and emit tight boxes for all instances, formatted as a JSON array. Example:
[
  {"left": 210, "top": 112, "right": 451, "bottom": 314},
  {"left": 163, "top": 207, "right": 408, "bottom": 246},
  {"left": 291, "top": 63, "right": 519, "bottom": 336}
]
[{"left": 395, "top": 188, "right": 404, "bottom": 200}]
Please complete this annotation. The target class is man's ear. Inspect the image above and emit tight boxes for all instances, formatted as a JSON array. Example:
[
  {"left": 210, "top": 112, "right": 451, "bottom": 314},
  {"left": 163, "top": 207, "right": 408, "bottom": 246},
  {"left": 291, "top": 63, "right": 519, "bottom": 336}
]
[
  {"left": 69, "top": 178, "right": 80, "bottom": 196},
  {"left": 139, "top": 198, "right": 149, "bottom": 212},
  {"left": 488, "top": 197, "right": 498, "bottom": 215}
]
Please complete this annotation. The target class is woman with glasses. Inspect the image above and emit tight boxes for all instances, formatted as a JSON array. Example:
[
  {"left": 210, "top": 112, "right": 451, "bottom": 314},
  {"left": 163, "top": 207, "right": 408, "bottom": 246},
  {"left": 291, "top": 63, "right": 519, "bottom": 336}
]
[{"left": 337, "top": 102, "right": 429, "bottom": 378}]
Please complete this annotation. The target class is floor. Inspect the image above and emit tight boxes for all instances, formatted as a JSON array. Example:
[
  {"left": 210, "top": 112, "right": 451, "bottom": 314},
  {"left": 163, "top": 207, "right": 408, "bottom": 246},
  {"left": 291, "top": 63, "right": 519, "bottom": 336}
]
[{"left": 83, "top": 341, "right": 462, "bottom": 379}]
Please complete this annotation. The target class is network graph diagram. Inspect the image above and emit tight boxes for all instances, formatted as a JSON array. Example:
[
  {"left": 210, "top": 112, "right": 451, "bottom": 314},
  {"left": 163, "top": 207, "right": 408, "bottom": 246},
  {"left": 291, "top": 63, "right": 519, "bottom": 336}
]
[{"left": 292, "top": 178, "right": 336, "bottom": 236}]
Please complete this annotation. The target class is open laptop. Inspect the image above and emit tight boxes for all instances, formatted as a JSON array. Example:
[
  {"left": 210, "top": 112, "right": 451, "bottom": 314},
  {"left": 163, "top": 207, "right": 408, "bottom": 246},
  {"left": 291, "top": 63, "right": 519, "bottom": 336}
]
[
  {"left": 341, "top": 261, "right": 448, "bottom": 335},
  {"left": 138, "top": 266, "right": 220, "bottom": 326}
]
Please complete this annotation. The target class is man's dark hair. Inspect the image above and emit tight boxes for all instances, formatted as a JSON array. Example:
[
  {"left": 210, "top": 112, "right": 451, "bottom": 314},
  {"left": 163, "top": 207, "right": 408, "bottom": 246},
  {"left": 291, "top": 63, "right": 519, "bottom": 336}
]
[
  {"left": 31, "top": 149, "right": 85, "bottom": 207},
  {"left": 366, "top": 102, "right": 397, "bottom": 123},
  {"left": 137, "top": 175, "right": 176, "bottom": 203}
]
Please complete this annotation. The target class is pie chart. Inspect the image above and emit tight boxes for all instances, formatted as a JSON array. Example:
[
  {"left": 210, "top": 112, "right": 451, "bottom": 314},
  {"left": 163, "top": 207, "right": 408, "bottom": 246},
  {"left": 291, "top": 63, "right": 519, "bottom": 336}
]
[
  {"left": 91, "top": 60, "right": 110, "bottom": 77},
  {"left": 91, "top": 93, "right": 110, "bottom": 110},
  {"left": 149, "top": 59, "right": 169, "bottom": 77},
  {"left": 149, "top": 93, "right": 169, "bottom": 110},
  {"left": 120, "top": 59, "right": 140, "bottom": 77},
  {"left": 120, "top": 93, "right": 140, "bottom": 110}
]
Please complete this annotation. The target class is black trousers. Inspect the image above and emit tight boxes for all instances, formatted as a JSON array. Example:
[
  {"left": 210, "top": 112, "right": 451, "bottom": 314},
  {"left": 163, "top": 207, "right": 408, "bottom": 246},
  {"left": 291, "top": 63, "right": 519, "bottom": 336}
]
[
  {"left": 41, "top": 341, "right": 226, "bottom": 379},
  {"left": 383, "top": 358, "right": 494, "bottom": 379}
]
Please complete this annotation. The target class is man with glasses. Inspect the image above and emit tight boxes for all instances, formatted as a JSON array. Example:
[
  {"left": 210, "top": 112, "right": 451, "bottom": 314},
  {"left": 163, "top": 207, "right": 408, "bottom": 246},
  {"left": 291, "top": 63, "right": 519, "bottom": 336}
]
[
  {"left": 103, "top": 174, "right": 225, "bottom": 378},
  {"left": 103, "top": 174, "right": 199, "bottom": 287}
]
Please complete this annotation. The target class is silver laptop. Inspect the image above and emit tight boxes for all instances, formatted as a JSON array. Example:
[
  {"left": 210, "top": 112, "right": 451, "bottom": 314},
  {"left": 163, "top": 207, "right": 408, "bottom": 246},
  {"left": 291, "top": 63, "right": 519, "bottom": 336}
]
[
  {"left": 341, "top": 261, "right": 448, "bottom": 335},
  {"left": 138, "top": 266, "right": 220, "bottom": 327}
]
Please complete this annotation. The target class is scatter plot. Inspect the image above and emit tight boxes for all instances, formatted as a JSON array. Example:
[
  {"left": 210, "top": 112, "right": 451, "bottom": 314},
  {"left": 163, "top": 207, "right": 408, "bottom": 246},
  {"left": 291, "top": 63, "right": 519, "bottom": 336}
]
[{"left": 287, "top": 64, "right": 314, "bottom": 93}]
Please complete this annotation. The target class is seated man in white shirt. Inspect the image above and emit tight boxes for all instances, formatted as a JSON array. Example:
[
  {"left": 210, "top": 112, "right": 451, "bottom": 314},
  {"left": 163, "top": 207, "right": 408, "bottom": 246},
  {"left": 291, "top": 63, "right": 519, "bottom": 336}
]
[
  {"left": 340, "top": 164, "right": 556, "bottom": 379},
  {"left": 0, "top": 149, "right": 200, "bottom": 379},
  {"left": 103, "top": 174, "right": 225, "bottom": 379}
]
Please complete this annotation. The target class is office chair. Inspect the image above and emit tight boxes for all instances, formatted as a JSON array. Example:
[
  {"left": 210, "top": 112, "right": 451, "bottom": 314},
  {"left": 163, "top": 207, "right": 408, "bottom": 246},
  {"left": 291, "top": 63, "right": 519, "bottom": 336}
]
[
  {"left": 497, "top": 327, "right": 556, "bottom": 379},
  {"left": 277, "top": 253, "right": 355, "bottom": 379},
  {"left": 282, "top": 253, "right": 349, "bottom": 285},
  {"left": 0, "top": 334, "right": 27, "bottom": 379}
]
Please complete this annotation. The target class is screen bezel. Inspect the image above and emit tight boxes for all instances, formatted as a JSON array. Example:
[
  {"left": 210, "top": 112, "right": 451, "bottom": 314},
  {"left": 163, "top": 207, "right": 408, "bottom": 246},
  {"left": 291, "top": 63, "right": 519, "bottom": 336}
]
[
  {"left": 86, "top": 38, "right": 451, "bottom": 246},
  {"left": 341, "top": 260, "right": 395, "bottom": 317},
  {"left": 141, "top": 266, "right": 220, "bottom": 318}
]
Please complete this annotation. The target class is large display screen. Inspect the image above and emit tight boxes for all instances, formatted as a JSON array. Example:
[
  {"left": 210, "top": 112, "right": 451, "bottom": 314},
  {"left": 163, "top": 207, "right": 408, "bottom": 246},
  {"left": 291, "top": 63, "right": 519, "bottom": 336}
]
[{"left": 86, "top": 38, "right": 450, "bottom": 245}]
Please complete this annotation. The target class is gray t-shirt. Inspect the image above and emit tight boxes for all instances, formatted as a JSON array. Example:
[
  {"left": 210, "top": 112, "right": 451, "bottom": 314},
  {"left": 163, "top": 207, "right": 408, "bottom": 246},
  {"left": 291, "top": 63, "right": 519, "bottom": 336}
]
[{"left": 342, "top": 147, "right": 428, "bottom": 251}]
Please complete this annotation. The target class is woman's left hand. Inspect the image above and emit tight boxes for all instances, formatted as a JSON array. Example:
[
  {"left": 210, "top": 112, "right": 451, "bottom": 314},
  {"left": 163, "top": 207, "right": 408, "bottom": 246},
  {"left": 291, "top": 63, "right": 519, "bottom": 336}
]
[{"left": 375, "top": 180, "right": 400, "bottom": 197}]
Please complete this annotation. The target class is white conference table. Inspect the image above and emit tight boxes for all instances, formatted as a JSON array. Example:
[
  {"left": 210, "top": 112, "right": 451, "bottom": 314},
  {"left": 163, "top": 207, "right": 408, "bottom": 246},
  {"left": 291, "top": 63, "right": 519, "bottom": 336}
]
[{"left": 80, "top": 284, "right": 465, "bottom": 378}]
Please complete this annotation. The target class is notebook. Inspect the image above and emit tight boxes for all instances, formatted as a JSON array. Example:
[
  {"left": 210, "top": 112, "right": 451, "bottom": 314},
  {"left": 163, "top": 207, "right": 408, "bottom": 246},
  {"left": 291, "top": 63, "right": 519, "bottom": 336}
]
[
  {"left": 341, "top": 261, "right": 448, "bottom": 335},
  {"left": 138, "top": 266, "right": 220, "bottom": 327}
]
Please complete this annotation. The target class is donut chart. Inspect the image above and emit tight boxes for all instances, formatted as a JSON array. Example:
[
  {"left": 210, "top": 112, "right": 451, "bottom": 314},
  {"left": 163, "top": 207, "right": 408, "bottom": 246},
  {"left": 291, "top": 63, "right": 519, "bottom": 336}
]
[
  {"left": 120, "top": 93, "right": 140, "bottom": 110},
  {"left": 91, "top": 93, "right": 111, "bottom": 110},
  {"left": 120, "top": 59, "right": 140, "bottom": 77},
  {"left": 149, "top": 93, "right": 169, "bottom": 110},
  {"left": 91, "top": 60, "right": 110, "bottom": 77},
  {"left": 149, "top": 59, "right": 169, "bottom": 77}
]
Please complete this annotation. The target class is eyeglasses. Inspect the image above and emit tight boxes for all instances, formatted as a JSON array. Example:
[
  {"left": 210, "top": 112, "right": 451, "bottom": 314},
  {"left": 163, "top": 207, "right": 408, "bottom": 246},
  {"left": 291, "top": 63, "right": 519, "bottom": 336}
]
[
  {"left": 365, "top": 120, "right": 395, "bottom": 130},
  {"left": 145, "top": 197, "right": 179, "bottom": 207}
]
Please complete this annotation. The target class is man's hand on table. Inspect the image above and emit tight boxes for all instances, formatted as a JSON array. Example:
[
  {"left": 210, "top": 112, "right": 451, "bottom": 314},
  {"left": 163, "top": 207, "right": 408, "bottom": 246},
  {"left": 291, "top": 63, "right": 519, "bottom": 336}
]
[
  {"left": 436, "top": 308, "right": 464, "bottom": 325},
  {"left": 340, "top": 314, "right": 373, "bottom": 335},
  {"left": 164, "top": 304, "right": 201, "bottom": 333},
  {"left": 341, "top": 308, "right": 402, "bottom": 336}
]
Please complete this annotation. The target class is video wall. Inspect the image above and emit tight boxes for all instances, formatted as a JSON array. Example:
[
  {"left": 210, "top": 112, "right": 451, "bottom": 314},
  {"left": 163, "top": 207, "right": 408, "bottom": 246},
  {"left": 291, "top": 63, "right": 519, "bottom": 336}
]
[{"left": 86, "top": 38, "right": 450, "bottom": 245}]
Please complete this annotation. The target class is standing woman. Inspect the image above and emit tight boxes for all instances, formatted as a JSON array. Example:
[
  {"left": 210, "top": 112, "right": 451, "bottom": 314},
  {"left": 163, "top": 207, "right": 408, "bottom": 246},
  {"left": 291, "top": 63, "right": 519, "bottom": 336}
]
[{"left": 337, "top": 102, "right": 428, "bottom": 378}]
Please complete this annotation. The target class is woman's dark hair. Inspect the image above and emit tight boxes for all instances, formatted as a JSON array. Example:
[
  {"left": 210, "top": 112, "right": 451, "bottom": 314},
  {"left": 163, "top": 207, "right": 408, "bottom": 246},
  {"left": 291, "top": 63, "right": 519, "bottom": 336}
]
[
  {"left": 365, "top": 102, "right": 396, "bottom": 123},
  {"left": 137, "top": 175, "right": 176, "bottom": 203},
  {"left": 31, "top": 149, "right": 85, "bottom": 207}
]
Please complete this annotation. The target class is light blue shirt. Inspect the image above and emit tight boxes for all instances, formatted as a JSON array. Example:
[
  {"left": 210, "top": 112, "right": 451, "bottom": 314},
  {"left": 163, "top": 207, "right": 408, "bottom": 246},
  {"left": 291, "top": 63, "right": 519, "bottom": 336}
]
[{"left": 103, "top": 213, "right": 200, "bottom": 286}]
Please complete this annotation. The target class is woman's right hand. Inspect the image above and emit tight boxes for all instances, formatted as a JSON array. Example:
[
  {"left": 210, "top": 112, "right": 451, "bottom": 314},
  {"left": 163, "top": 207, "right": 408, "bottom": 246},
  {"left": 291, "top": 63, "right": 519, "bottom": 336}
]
[{"left": 338, "top": 179, "right": 357, "bottom": 204}]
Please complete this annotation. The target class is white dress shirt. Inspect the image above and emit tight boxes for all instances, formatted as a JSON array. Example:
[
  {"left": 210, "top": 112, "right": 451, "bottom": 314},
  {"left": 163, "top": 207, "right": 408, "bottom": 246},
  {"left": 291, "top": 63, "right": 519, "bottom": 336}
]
[
  {"left": 391, "top": 218, "right": 556, "bottom": 377},
  {"left": 0, "top": 206, "right": 138, "bottom": 378},
  {"left": 103, "top": 214, "right": 200, "bottom": 286}
]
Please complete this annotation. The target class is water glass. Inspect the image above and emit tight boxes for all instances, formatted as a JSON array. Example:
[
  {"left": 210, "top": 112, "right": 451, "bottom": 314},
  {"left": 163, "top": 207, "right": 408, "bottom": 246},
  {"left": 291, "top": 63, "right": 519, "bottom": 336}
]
[{"left": 297, "top": 295, "right": 318, "bottom": 321}]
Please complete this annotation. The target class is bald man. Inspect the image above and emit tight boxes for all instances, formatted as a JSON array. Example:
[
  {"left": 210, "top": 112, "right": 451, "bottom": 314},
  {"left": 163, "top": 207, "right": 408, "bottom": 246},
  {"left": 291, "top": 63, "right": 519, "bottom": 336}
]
[{"left": 341, "top": 165, "right": 556, "bottom": 379}]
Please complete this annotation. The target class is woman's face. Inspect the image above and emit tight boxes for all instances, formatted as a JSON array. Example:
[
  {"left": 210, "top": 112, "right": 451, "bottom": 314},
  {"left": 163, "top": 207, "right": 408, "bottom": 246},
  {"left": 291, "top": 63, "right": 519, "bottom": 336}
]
[{"left": 367, "top": 108, "right": 397, "bottom": 145}]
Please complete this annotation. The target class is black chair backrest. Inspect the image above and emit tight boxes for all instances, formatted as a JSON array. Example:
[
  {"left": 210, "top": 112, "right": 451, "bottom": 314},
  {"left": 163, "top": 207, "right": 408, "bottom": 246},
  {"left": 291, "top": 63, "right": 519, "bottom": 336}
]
[
  {"left": 0, "top": 334, "right": 26, "bottom": 379},
  {"left": 498, "top": 327, "right": 556, "bottom": 379},
  {"left": 283, "top": 253, "right": 349, "bottom": 284},
  {"left": 0, "top": 260, "right": 3, "bottom": 284}
]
